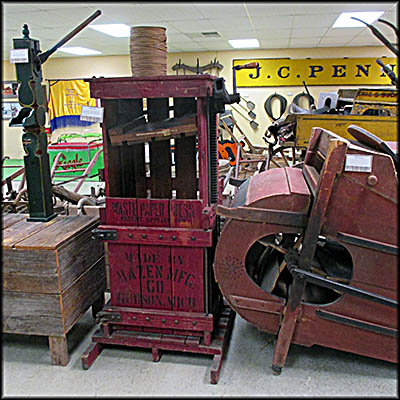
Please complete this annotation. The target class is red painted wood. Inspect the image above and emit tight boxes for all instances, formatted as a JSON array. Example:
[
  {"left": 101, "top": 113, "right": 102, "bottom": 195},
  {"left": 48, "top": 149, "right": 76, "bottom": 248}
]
[
  {"left": 137, "top": 199, "right": 169, "bottom": 227},
  {"left": 83, "top": 303, "right": 235, "bottom": 384},
  {"left": 106, "top": 197, "right": 137, "bottom": 226},
  {"left": 272, "top": 306, "right": 301, "bottom": 371},
  {"left": 101, "top": 302, "right": 214, "bottom": 331},
  {"left": 108, "top": 243, "right": 141, "bottom": 307},
  {"left": 99, "top": 206, "right": 106, "bottom": 224},
  {"left": 139, "top": 245, "right": 172, "bottom": 310},
  {"left": 171, "top": 247, "right": 204, "bottom": 312},
  {"left": 200, "top": 205, "right": 217, "bottom": 230},
  {"left": 170, "top": 199, "right": 203, "bottom": 229},
  {"left": 152, "top": 347, "right": 162, "bottom": 361},
  {"left": 196, "top": 97, "right": 209, "bottom": 205},
  {"left": 98, "top": 224, "right": 213, "bottom": 247},
  {"left": 83, "top": 74, "right": 226, "bottom": 367},
  {"left": 286, "top": 167, "right": 312, "bottom": 196},
  {"left": 81, "top": 342, "right": 103, "bottom": 370},
  {"left": 86, "top": 75, "right": 215, "bottom": 100},
  {"left": 292, "top": 304, "right": 397, "bottom": 363}
]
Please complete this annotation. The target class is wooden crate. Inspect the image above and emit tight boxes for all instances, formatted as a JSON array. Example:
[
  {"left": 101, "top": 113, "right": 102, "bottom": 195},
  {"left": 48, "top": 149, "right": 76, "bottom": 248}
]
[{"left": 2, "top": 213, "right": 106, "bottom": 366}]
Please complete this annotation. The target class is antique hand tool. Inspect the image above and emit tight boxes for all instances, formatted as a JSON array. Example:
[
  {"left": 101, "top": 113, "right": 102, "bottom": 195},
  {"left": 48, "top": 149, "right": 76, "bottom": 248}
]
[
  {"left": 240, "top": 96, "right": 256, "bottom": 110},
  {"left": 231, "top": 105, "right": 259, "bottom": 129},
  {"left": 172, "top": 57, "right": 224, "bottom": 75},
  {"left": 9, "top": 10, "right": 101, "bottom": 221},
  {"left": 232, "top": 62, "right": 260, "bottom": 93},
  {"left": 236, "top": 102, "right": 257, "bottom": 119}
]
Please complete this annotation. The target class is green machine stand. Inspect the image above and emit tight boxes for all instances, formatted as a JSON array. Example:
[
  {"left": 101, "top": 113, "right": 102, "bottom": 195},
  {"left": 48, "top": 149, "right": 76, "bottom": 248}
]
[{"left": 9, "top": 10, "right": 101, "bottom": 222}]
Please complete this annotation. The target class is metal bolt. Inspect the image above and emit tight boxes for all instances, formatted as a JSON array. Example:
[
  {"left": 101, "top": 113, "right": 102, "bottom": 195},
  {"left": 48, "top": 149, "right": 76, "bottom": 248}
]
[
  {"left": 128, "top": 233, "right": 133, "bottom": 238},
  {"left": 190, "top": 236, "right": 196, "bottom": 241},
  {"left": 142, "top": 234, "right": 147, "bottom": 239},
  {"left": 145, "top": 317, "right": 150, "bottom": 321},
  {"left": 132, "top": 316, "right": 137, "bottom": 321},
  {"left": 159, "top": 234, "right": 163, "bottom": 239},
  {"left": 174, "top": 320, "right": 179, "bottom": 324},
  {"left": 172, "top": 235, "right": 176, "bottom": 240},
  {"left": 192, "top": 321, "right": 197, "bottom": 326},
  {"left": 161, "top": 319, "right": 166, "bottom": 323},
  {"left": 367, "top": 175, "right": 378, "bottom": 186}
]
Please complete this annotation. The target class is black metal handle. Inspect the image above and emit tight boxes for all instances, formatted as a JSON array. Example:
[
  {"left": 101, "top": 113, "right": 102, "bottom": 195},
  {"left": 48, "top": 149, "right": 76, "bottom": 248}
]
[{"left": 39, "top": 9, "right": 102, "bottom": 63}]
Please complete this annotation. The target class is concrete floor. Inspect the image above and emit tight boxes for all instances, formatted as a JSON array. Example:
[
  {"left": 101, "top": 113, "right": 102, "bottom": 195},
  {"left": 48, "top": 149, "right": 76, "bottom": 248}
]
[{"left": 2, "top": 299, "right": 397, "bottom": 397}]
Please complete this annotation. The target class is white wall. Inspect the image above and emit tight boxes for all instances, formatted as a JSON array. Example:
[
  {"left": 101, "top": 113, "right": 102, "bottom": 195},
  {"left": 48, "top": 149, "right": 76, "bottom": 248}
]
[{"left": 2, "top": 45, "right": 394, "bottom": 158}]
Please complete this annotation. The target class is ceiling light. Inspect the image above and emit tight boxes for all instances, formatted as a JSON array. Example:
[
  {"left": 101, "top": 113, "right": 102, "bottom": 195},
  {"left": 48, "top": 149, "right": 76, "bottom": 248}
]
[
  {"left": 332, "top": 11, "right": 384, "bottom": 28},
  {"left": 58, "top": 47, "right": 102, "bottom": 56},
  {"left": 89, "top": 24, "right": 131, "bottom": 37},
  {"left": 228, "top": 39, "right": 260, "bottom": 49}
]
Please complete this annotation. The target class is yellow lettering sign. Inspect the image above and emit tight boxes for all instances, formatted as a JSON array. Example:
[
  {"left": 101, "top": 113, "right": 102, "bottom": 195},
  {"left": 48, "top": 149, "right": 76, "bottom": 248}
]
[{"left": 233, "top": 58, "right": 398, "bottom": 87}]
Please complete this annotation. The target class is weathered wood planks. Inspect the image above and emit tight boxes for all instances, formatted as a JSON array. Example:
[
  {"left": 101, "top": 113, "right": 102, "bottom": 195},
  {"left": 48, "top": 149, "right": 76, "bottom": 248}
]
[{"left": 2, "top": 213, "right": 106, "bottom": 366}]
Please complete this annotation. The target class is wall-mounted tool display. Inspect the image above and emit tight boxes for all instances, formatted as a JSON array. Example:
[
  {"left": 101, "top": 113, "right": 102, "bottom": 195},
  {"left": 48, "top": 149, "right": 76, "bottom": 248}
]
[
  {"left": 236, "top": 102, "right": 256, "bottom": 119},
  {"left": 172, "top": 57, "right": 224, "bottom": 75},
  {"left": 240, "top": 96, "right": 256, "bottom": 110},
  {"left": 231, "top": 105, "right": 259, "bottom": 129},
  {"left": 301, "top": 80, "right": 316, "bottom": 110},
  {"left": 292, "top": 91, "right": 315, "bottom": 110},
  {"left": 262, "top": 18, "right": 398, "bottom": 171},
  {"left": 264, "top": 93, "right": 288, "bottom": 122}
]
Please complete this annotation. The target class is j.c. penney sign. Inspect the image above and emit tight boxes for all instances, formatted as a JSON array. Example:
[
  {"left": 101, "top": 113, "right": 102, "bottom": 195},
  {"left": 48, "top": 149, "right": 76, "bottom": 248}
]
[{"left": 233, "top": 57, "right": 397, "bottom": 87}]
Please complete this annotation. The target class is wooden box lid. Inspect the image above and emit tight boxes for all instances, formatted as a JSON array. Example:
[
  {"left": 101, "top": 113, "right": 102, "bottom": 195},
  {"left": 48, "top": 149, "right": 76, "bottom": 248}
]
[{"left": 2, "top": 214, "right": 99, "bottom": 250}]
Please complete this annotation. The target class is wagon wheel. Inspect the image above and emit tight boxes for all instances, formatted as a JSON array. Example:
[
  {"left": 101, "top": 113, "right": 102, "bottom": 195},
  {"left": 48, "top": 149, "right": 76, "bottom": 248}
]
[{"left": 245, "top": 233, "right": 353, "bottom": 304}]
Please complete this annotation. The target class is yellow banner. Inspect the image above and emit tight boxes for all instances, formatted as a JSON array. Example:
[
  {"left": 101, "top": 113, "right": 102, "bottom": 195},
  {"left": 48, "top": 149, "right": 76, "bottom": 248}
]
[
  {"left": 233, "top": 58, "right": 398, "bottom": 87},
  {"left": 48, "top": 79, "right": 97, "bottom": 130}
]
